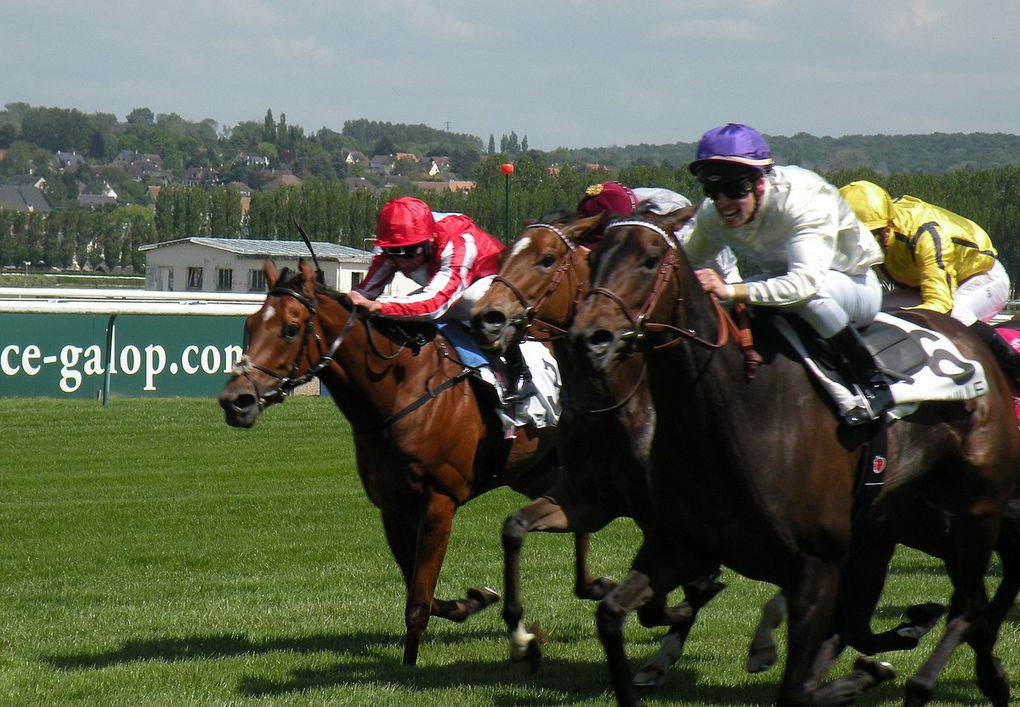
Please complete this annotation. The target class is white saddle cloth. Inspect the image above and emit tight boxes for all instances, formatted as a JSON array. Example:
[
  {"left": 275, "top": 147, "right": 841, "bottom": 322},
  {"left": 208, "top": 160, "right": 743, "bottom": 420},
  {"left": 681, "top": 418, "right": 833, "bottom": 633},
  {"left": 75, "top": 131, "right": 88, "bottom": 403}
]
[{"left": 774, "top": 312, "right": 987, "bottom": 421}]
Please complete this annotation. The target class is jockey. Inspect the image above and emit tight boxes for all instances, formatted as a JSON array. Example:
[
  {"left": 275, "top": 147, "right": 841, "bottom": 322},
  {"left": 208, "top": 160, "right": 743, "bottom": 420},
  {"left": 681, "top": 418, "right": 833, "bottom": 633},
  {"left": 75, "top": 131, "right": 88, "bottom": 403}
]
[
  {"left": 349, "top": 196, "right": 532, "bottom": 400},
  {"left": 350, "top": 196, "right": 504, "bottom": 322},
  {"left": 839, "top": 179, "right": 1020, "bottom": 388},
  {"left": 577, "top": 180, "right": 741, "bottom": 282},
  {"left": 576, "top": 181, "right": 690, "bottom": 246},
  {"left": 682, "top": 123, "right": 890, "bottom": 426}
]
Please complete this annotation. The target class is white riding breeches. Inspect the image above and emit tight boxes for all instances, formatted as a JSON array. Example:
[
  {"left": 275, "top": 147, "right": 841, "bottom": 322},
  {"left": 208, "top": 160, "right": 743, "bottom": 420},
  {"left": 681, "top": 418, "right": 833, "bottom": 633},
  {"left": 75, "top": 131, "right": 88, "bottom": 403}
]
[
  {"left": 951, "top": 259, "right": 1010, "bottom": 326},
  {"left": 786, "top": 268, "right": 883, "bottom": 338}
]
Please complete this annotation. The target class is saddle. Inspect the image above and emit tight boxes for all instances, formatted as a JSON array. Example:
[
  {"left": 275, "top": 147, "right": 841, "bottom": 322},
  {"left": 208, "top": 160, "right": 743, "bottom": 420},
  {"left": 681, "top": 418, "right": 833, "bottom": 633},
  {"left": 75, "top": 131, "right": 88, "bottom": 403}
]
[
  {"left": 772, "top": 312, "right": 988, "bottom": 422},
  {"left": 436, "top": 321, "right": 561, "bottom": 437}
]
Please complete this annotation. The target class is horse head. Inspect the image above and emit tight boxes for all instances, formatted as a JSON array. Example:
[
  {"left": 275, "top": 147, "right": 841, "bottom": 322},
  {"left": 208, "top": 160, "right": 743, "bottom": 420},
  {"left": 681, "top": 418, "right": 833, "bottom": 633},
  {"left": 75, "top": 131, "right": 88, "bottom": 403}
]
[
  {"left": 571, "top": 207, "right": 702, "bottom": 374},
  {"left": 470, "top": 212, "right": 601, "bottom": 355},
  {"left": 219, "top": 259, "right": 354, "bottom": 427}
]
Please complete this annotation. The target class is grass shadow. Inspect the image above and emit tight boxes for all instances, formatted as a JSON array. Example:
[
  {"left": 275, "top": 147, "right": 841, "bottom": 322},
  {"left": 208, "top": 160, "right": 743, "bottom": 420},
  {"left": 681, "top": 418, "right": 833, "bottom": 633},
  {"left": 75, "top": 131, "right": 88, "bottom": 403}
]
[{"left": 41, "top": 628, "right": 498, "bottom": 671}]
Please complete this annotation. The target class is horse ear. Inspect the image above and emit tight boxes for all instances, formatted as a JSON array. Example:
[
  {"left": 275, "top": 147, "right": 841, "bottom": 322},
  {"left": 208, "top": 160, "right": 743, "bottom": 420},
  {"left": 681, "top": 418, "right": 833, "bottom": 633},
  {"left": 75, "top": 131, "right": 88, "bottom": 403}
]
[
  {"left": 299, "top": 259, "right": 316, "bottom": 298},
  {"left": 660, "top": 206, "right": 697, "bottom": 237},
  {"left": 264, "top": 260, "right": 279, "bottom": 288},
  {"left": 565, "top": 213, "right": 604, "bottom": 243}
]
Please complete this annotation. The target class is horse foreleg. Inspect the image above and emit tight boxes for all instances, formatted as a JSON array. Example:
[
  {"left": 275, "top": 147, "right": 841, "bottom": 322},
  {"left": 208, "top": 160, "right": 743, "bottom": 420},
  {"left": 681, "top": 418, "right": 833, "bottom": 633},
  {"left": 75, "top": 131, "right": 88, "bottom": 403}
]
[
  {"left": 632, "top": 573, "right": 726, "bottom": 688},
  {"left": 987, "top": 499, "right": 1020, "bottom": 638},
  {"left": 501, "top": 497, "right": 605, "bottom": 672},
  {"left": 596, "top": 570, "right": 655, "bottom": 707},
  {"left": 575, "top": 531, "right": 616, "bottom": 600},
  {"left": 747, "top": 589, "right": 787, "bottom": 673},
  {"left": 776, "top": 555, "right": 842, "bottom": 707},
  {"left": 403, "top": 490, "right": 457, "bottom": 667},
  {"left": 906, "top": 516, "right": 1005, "bottom": 707}
]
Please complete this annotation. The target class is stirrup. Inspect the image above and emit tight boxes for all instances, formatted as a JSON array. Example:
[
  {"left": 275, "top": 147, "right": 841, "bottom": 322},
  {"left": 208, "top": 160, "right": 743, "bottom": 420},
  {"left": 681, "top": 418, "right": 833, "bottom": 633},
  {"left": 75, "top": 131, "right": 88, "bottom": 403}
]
[{"left": 842, "top": 386, "right": 893, "bottom": 426}]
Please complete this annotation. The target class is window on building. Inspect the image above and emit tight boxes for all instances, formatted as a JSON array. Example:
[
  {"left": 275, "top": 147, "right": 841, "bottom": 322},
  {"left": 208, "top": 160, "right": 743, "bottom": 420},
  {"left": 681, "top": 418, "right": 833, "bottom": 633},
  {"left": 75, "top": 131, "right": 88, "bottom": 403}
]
[
  {"left": 216, "top": 268, "right": 233, "bottom": 291},
  {"left": 350, "top": 271, "right": 364, "bottom": 289},
  {"left": 186, "top": 267, "right": 203, "bottom": 290},
  {"left": 249, "top": 269, "right": 267, "bottom": 292}
]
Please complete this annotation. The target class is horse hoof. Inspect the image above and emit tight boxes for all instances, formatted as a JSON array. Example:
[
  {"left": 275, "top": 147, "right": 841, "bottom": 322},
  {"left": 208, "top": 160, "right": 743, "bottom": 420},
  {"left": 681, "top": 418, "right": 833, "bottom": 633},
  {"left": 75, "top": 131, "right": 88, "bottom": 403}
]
[
  {"left": 579, "top": 576, "right": 618, "bottom": 601},
  {"left": 746, "top": 646, "right": 778, "bottom": 673},
  {"left": 633, "top": 665, "right": 667, "bottom": 688},
  {"left": 467, "top": 586, "right": 500, "bottom": 608},
  {"left": 904, "top": 675, "right": 934, "bottom": 706},
  {"left": 854, "top": 656, "right": 896, "bottom": 684},
  {"left": 510, "top": 638, "right": 542, "bottom": 674},
  {"left": 906, "top": 602, "right": 945, "bottom": 624}
]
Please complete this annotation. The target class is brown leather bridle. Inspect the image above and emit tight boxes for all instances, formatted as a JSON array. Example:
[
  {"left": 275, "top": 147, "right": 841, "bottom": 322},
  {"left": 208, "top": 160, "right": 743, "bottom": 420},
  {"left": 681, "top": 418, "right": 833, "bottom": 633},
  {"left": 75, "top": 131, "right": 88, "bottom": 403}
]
[
  {"left": 488, "top": 222, "right": 586, "bottom": 341},
  {"left": 582, "top": 218, "right": 761, "bottom": 377}
]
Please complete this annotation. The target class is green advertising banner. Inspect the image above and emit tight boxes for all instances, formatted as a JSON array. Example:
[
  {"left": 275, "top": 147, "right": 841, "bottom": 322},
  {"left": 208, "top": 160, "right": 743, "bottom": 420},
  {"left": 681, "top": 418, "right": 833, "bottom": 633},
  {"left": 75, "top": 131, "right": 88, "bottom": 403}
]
[{"left": 0, "top": 313, "right": 248, "bottom": 398}]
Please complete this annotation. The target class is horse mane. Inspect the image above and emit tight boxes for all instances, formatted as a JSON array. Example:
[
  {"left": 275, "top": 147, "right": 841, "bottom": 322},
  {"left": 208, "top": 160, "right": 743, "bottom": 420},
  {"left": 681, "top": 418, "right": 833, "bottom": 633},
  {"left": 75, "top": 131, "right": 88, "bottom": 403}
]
[
  {"left": 632, "top": 201, "right": 658, "bottom": 218},
  {"left": 535, "top": 208, "right": 583, "bottom": 225},
  {"left": 273, "top": 266, "right": 436, "bottom": 345}
]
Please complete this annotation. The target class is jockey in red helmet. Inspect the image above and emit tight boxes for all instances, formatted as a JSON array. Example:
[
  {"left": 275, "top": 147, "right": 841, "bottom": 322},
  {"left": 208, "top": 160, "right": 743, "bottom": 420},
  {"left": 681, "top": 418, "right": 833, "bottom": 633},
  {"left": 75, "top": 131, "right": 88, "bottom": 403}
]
[{"left": 350, "top": 196, "right": 504, "bottom": 321}]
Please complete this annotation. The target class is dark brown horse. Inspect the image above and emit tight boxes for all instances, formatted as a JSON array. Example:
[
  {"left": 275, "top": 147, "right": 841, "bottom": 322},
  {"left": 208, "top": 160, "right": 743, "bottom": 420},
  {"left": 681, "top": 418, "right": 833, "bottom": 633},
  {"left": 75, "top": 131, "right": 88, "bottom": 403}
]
[
  {"left": 570, "top": 210, "right": 1020, "bottom": 706},
  {"left": 471, "top": 213, "right": 723, "bottom": 678},
  {"left": 471, "top": 211, "right": 964, "bottom": 685},
  {"left": 218, "top": 260, "right": 590, "bottom": 666}
]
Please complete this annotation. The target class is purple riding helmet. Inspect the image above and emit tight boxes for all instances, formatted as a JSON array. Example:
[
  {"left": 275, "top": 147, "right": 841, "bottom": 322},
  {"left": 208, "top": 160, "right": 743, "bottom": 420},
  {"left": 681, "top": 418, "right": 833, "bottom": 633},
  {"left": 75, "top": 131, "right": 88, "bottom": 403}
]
[{"left": 688, "top": 123, "right": 774, "bottom": 178}]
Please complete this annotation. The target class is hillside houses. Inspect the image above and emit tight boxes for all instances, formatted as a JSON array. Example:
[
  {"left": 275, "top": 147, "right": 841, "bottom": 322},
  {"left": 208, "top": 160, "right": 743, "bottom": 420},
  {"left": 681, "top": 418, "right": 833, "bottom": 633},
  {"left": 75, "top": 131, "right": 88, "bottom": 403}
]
[{"left": 2, "top": 141, "right": 472, "bottom": 215}]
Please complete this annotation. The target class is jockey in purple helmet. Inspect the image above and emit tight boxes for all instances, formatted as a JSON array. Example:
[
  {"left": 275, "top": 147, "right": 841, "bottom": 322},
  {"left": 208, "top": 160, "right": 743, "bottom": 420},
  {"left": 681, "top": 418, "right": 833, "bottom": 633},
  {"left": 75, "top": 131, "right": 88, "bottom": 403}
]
[{"left": 683, "top": 123, "right": 891, "bottom": 426}]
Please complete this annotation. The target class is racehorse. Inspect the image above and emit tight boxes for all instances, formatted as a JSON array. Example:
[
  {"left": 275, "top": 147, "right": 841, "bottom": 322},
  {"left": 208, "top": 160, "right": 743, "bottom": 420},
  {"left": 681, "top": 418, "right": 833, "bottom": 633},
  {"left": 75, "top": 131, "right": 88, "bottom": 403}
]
[
  {"left": 470, "top": 212, "right": 724, "bottom": 678},
  {"left": 218, "top": 259, "right": 595, "bottom": 666},
  {"left": 569, "top": 209, "right": 1020, "bottom": 706}
]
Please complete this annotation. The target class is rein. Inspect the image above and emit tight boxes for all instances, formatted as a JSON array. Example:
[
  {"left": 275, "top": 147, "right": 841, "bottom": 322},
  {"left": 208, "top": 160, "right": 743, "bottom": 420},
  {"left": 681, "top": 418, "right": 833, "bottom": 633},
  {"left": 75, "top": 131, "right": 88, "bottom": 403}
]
[
  {"left": 489, "top": 222, "right": 585, "bottom": 341},
  {"left": 233, "top": 286, "right": 356, "bottom": 408},
  {"left": 234, "top": 285, "right": 473, "bottom": 424},
  {"left": 584, "top": 219, "right": 761, "bottom": 378}
]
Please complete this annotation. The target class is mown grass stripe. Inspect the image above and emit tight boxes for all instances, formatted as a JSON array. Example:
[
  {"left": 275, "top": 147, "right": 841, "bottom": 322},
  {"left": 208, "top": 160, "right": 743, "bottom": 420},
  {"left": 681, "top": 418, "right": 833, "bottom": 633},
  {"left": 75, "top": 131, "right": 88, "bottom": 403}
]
[{"left": 0, "top": 397, "right": 1015, "bottom": 705}]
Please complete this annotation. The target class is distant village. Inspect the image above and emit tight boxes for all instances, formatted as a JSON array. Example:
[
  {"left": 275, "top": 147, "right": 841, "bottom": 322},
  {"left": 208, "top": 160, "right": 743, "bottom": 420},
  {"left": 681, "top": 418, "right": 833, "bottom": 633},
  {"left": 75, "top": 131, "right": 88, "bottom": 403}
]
[{"left": 0, "top": 146, "right": 477, "bottom": 218}]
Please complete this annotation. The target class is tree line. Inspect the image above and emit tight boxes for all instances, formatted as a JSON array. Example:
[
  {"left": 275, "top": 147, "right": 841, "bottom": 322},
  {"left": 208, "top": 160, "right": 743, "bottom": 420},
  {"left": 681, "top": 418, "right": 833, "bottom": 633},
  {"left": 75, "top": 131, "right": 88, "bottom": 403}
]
[{"left": 4, "top": 155, "right": 1020, "bottom": 294}]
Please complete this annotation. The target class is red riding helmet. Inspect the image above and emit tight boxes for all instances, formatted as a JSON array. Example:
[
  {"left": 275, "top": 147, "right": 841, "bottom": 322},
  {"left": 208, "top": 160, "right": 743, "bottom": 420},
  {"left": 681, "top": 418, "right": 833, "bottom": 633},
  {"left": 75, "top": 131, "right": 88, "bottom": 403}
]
[
  {"left": 375, "top": 197, "right": 436, "bottom": 248},
  {"left": 577, "top": 181, "right": 639, "bottom": 234}
]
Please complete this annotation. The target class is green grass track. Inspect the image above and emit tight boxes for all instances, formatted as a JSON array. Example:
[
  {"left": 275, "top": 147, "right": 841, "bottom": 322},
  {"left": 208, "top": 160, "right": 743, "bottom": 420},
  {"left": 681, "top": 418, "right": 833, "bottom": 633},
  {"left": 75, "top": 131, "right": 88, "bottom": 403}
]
[{"left": 1, "top": 397, "right": 1017, "bottom": 705}]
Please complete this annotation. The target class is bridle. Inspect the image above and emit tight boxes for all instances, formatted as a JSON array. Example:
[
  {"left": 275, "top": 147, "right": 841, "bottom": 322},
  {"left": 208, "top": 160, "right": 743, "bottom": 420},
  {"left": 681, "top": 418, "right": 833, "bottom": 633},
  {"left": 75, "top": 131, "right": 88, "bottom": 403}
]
[
  {"left": 489, "top": 222, "right": 586, "bottom": 340},
  {"left": 232, "top": 284, "right": 473, "bottom": 426},
  {"left": 231, "top": 286, "right": 358, "bottom": 410},
  {"left": 583, "top": 219, "right": 734, "bottom": 351}
]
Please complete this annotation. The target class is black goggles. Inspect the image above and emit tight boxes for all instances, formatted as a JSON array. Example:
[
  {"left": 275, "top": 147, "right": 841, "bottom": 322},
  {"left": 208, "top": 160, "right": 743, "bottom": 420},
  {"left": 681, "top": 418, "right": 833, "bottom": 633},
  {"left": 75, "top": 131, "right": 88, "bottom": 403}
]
[
  {"left": 381, "top": 244, "right": 425, "bottom": 257},
  {"left": 702, "top": 178, "right": 756, "bottom": 201}
]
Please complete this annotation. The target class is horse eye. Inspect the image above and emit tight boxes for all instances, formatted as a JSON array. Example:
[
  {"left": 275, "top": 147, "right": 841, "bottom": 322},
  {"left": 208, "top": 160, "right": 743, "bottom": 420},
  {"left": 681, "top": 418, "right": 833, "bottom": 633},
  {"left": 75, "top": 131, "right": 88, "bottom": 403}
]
[
  {"left": 642, "top": 254, "right": 660, "bottom": 270},
  {"left": 539, "top": 253, "right": 556, "bottom": 268},
  {"left": 283, "top": 323, "right": 301, "bottom": 340}
]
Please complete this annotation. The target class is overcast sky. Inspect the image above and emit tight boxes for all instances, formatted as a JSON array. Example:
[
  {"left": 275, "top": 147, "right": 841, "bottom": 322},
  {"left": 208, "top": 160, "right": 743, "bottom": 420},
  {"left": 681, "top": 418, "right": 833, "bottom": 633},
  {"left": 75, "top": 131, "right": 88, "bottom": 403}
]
[{"left": 4, "top": 1, "right": 1020, "bottom": 151}]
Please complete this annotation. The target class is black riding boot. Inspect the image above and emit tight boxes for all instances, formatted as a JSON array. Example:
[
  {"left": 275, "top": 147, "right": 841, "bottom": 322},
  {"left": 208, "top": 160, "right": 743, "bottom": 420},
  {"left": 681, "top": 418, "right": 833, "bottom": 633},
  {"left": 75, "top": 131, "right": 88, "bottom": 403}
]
[
  {"left": 503, "top": 342, "right": 532, "bottom": 402},
  {"left": 828, "top": 325, "right": 894, "bottom": 426},
  {"left": 969, "top": 320, "right": 1020, "bottom": 391}
]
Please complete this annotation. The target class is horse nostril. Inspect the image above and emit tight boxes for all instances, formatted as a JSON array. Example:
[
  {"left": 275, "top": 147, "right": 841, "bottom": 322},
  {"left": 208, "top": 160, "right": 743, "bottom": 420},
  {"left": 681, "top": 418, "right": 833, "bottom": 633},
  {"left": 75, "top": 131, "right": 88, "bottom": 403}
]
[
  {"left": 233, "top": 393, "right": 257, "bottom": 411},
  {"left": 587, "top": 329, "right": 615, "bottom": 351},
  {"left": 481, "top": 310, "right": 507, "bottom": 328}
]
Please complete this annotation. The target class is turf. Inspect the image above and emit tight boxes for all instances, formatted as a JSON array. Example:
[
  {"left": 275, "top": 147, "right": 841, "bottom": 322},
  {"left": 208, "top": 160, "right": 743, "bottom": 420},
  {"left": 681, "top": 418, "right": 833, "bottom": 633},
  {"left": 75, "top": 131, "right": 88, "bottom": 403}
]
[{"left": 0, "top": 397, "right": 1017, "bottom": 705}]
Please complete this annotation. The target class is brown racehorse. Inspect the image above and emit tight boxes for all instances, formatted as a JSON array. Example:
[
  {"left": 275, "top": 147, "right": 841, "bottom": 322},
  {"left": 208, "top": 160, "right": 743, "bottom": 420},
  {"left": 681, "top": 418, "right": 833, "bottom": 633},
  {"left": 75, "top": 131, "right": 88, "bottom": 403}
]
[
  {"left": 470, "top": 212, "right": 724, "bottom": 680},
  {"left": 570, "top": 210, "right": 1020, "bottom": 706},
  {"left": 218, "top": 259, "right": 589, "bottom": 667}
]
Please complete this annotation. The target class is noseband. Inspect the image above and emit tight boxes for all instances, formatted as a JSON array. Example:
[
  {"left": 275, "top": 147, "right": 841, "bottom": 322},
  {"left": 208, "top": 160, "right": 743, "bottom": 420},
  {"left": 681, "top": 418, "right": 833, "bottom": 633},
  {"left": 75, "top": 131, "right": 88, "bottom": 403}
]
[
  {"left": 583, "top": 219, "right": 732, "bottom": 351},
  {"left": 490, "top": 222, "right": 585, "bottom": 340},
  {"left": 232, "top": 286, "right": 358, "bottom": 409}
]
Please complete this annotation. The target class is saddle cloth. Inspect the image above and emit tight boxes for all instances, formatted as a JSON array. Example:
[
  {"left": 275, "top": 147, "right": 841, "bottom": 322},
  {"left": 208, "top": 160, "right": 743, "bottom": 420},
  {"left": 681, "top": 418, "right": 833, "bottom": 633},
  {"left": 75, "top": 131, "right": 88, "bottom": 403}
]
[
  {"left": 995, "top": 327, "right": 1020, "bottom": 421},
  {"left": 773, "top": 311, "right": 988, "bottom": 421},
  {"left": 437, "top": 322, "right": 561, "bottom": 434}
]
